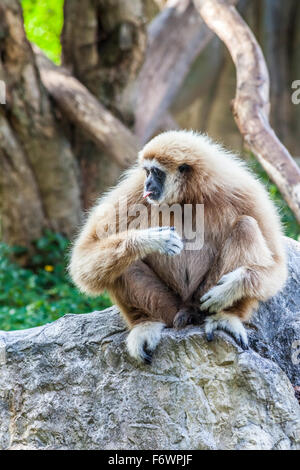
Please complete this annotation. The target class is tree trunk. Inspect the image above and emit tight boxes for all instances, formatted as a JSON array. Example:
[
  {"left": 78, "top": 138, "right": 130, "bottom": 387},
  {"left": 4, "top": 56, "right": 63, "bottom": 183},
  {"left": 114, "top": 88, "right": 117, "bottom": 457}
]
[
  {"left": 35, "top": 48, "right": 138, "bottom": 169},
  {"left": 61, "top": 0, "right": 154, "bottom": 206},
  {"left": 0, "top": 0, "right": 81, "bottom": 252}
]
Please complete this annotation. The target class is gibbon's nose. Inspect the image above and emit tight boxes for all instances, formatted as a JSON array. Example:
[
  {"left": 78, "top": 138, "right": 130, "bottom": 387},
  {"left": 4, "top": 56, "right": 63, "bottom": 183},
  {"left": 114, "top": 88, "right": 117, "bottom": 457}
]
[{"left": 146, "top": 180, "right": 156, "bottom": 193}]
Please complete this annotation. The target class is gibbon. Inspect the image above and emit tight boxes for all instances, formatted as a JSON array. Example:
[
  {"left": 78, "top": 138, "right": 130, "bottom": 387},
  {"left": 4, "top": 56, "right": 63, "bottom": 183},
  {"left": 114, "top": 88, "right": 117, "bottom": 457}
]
[{"left": 69, "top": 130, "right": 287, "bottom": 363}]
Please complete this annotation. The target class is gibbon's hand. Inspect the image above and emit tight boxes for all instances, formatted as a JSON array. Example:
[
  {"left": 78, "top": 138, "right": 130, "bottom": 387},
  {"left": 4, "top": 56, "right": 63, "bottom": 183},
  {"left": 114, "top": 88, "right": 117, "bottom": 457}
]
[{"left": 136, "top": 226, "right": 184, "bottom": 257}]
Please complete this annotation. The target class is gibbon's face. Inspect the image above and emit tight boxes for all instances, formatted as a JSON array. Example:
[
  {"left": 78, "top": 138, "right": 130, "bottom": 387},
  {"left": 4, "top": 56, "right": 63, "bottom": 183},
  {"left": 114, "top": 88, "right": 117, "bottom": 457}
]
[{"left": 142, "top": 159, "right": 191, "bottom": 204}]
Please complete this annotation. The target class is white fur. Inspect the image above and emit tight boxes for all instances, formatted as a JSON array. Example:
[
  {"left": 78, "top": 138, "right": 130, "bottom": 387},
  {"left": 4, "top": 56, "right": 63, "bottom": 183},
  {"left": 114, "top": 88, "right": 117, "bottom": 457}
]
[
  {"left": 200, "top": 267, "right": 246, "bottom": 312},
  {"left": 142, "top": 158, "right": 180, "bottom": 205},
  {"left": 205, "top": 312, "right": 248, "bottom": 348},
  {"left": 126, "top": 321, "right": 165, "bottom": 363},
  {"left": 142, "top": 159, "right": 168, "bottom": 203},
  {"left": 135, "top": 226, "right": 183, "bottom": 257}
]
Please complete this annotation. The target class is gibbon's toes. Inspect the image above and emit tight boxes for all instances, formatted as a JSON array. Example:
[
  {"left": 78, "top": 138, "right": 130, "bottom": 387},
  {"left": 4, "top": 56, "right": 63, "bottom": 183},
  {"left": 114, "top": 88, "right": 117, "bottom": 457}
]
[
  {"left": 204, "top": 313, "right": 249, "bottom": 350},
  {"left": 206, "top": 331, "right": 214, "bottom": 342},
  {"left": 126, "top": 321, "right": 165, "bottom": 364},
  {"left": 173, "top": 309, "right": 195, "bottom": 329},
  {"left": 238, "top": 336, "right": 249, "bottom": 351},
  {"left": 142, "top": 344, "right": 153, "bottom": 364}
]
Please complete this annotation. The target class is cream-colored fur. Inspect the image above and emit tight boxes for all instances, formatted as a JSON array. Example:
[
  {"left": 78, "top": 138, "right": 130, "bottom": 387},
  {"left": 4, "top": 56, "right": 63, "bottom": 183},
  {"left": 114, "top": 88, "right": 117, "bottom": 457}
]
[
  {"left": 126, "top": 321, "right": 165, "bottom": 363},
  {"left": 204, "top": 312, "right": 248, "bottom": 349},
  {"left": 134, "top": 227, "right": 183, "bottom": 257},
  {"left": 69, "top": 130, "right": 288, "bottom": 361}
]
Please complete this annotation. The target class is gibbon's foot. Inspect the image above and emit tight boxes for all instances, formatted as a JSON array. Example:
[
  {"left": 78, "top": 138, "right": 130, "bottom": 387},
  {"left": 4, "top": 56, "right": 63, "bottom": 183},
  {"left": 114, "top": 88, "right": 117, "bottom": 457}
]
[
  {"left": 199, "top": 268, "right": 245, "bottom": 313},
  {"left": 204, "top": 312, "right": 249, "bottom": 350},
  {"left": 126, "top": 321, "right": 165, "bottom": 364},
  {"left": 173, "top": 309, "right": 198, "bottom": 329},
  {"left": 139, "top": 227, "right": 184, "bottom": 257}
]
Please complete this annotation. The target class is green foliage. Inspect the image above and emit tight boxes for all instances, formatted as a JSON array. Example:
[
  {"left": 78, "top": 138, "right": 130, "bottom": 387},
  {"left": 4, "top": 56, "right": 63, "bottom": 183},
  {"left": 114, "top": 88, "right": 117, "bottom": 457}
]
[
  {"left": 21, "top": 0, "right": 64, "bottom": 64},
  {"left": 0, "top": 231, "right": 112, "bottom": 331},
  {"left": 248, "top": 156, "right": 300, "bottom": 241}
]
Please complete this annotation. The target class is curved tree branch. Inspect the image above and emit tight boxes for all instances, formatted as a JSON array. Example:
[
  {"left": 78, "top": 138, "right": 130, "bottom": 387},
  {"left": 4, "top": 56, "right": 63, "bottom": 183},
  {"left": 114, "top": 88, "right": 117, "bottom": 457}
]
[
  {"left": 34, "top": 47, "right": 138, "bottom": 169},
  {"left": 194, "top": 0, "right": 300, "bottom": 224}
]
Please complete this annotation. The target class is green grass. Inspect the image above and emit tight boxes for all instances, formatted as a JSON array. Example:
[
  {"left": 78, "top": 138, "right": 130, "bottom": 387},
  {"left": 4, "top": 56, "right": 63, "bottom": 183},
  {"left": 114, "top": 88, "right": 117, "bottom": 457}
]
[
  {"left": 0, "top": 231, "right": 112, "bottom": 331},
  {"left": 21, "top": 0, "right": 64, "bottom": 64}
]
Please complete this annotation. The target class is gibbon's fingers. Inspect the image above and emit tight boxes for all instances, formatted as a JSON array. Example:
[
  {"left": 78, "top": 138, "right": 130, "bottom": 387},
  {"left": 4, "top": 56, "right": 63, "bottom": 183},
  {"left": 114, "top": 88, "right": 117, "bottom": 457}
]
[
  {"left": 126, "top": 321, "right": 165, "bottom": 364},
  {"left": 200, "top": 267, "right": 246, "bottom": 313},
  {"left": 143, "top": 344, "right": 154, "bottom": 364},
  {"left": 146, "top": 226, "right": 176, "bottom": 238},
  {"left": 137, "top": 227, "right": 184, "bottom": 257},
  {"left": 204, "top": 313, "right": 249, "bottom": 350}
]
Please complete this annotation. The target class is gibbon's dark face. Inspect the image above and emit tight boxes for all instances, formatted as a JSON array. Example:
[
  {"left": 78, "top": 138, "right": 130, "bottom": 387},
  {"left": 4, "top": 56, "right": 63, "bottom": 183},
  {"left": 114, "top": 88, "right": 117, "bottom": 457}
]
[
  {"left": 142, "top": 161, "right": 192, "bottom": 204},
  {"left": 143, "top": 165, "right": 166, "bottom": 201}
]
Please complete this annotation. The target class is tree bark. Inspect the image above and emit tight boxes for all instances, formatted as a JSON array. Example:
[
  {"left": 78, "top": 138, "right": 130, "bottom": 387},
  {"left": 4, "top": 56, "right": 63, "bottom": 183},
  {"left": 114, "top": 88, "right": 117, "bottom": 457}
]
[
  {"left": 60, "top": 0, "right": 152, "bottom": 205},
  {"left": 35, "top": 48, "right": 138, "bottom": 169},
  {"left": 0, "top": 115, "right": 45, "bottom": 251},
  {"left": 194, "top": 0, "right": 300, "bottom": 224},
  {"left": 0, "top": 0, "right": 81, "bottom": 251}
]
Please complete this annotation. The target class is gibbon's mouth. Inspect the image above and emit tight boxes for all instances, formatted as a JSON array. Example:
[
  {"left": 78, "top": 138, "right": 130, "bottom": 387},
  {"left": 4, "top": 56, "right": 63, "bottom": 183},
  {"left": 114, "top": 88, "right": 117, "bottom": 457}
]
[{"left": 143, "top": 191, "right": 160, "bottom": 202}]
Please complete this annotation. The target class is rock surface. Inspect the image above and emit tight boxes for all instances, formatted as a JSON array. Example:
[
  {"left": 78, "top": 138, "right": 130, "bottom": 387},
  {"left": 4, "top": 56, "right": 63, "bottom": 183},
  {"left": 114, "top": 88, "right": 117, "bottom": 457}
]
[
  {"left": 0, "top": 237, "right": 299, "bottom": 450},
  {"left": 249, "top": 237, "right": 300, "bottom": 386}
]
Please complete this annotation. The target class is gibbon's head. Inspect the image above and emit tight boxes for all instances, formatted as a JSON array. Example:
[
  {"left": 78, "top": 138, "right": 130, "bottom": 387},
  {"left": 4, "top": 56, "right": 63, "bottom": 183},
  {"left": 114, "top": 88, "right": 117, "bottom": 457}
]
[{"left": 138, "top": 129, "right": 238, "bottom": 205}]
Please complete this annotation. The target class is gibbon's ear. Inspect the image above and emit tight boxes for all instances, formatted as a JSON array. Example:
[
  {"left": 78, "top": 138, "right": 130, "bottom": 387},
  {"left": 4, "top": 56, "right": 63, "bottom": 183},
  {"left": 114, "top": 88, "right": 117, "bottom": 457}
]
[{"left": 178, "top": 163, "right": 191, "bottom": 174}]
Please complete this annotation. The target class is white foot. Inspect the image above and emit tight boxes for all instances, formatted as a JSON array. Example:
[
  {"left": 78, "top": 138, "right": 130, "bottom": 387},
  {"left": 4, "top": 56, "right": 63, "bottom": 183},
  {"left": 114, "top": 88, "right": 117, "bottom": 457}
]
[
  {"left": 200, "top": 267, "right": 246, "bottom": 312},
  {"left": 126, "top": 321, "right": 165, "bottom": 364},
  {"left": 204, "top": 312, "right": 248, "bottom": 350}
]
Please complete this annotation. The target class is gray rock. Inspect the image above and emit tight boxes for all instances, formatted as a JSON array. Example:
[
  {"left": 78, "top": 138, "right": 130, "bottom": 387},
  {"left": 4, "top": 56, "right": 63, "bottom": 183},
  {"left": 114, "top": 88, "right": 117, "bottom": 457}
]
[
  {"left": 0, "top": 237, "right": 299, "bottom": 450},
  {"left": 250, "top": 237, "right": 300, "bottom": 386}
]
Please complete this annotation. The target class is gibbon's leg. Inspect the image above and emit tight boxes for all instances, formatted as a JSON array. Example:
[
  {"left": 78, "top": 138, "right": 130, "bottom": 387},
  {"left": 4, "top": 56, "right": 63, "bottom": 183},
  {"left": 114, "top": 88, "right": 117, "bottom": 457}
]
[
  {"left": 196, "top": 216, "right": 277, "bottom": 349},
  {"left": 70, "top": 225, "right": 183, "bottom": 295},
  {"left": 111, "top": 260, "right": 182, "bottom": 364}
]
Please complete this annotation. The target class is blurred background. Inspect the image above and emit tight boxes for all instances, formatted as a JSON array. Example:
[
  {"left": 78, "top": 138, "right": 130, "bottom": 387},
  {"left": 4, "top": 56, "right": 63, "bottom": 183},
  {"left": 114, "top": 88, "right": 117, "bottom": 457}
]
[{"left": 0, "top": 0, "right": 299, "bottom": 331}]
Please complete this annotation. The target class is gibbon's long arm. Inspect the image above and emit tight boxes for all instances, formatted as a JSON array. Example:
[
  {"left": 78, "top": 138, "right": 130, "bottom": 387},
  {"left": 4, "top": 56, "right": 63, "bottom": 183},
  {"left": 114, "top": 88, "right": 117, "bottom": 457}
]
[
  {"left": 69, "top": 167, "right": 184, "bottom": 295},
  {"left": 69, "top": 208, "right": 183, "bottom": 295},
  {"left": 194, "top": 215, "right": 287, "bottom": 348},
  {"left": 197, "top": 215, "right": 285, "bottom": 307}
]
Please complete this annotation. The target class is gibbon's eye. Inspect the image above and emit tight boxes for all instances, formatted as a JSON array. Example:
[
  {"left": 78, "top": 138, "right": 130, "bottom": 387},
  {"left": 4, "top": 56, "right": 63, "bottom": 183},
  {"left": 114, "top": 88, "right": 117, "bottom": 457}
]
[
  {"left": 151, "top": 167, "right": 165, "bottom": 180},
  {"left": 144, "top": 168, "right": 150, "bottom": 177},
  {"left": 178, "top": 164, "right": 191, "bottom": 174}
]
